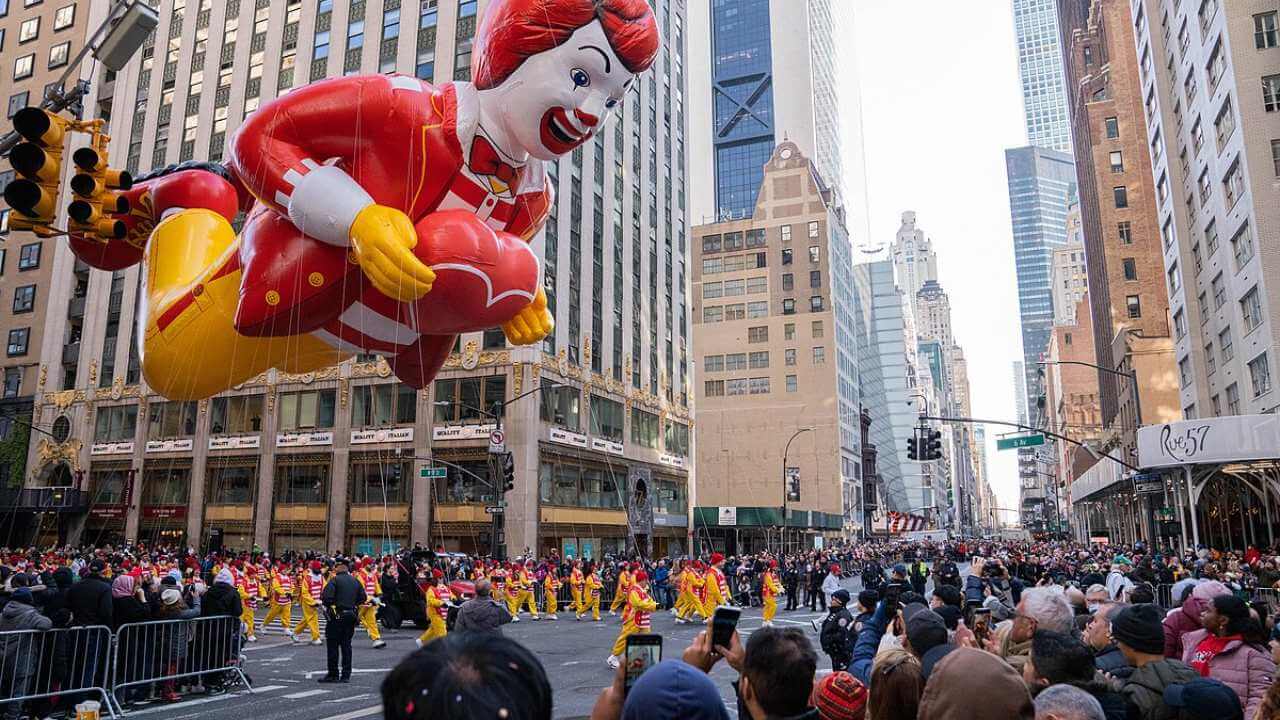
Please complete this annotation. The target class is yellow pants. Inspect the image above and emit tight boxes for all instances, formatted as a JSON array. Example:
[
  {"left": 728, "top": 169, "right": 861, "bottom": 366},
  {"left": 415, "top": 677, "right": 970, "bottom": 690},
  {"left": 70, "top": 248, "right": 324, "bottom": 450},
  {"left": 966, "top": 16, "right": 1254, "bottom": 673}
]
[
  {"left": 262, "top": 601, "right": 292, "bottom": 633},
  {"left": 508, "top": 590, "right": 538, "bottom": 617},
  {"left": 359, "top": 605, "right": 380, "bottom": 641},
  {"left": 676, "top": 592, "right": 701, "bottom": 620},
  {"left": 240, "top": 604, "right": 256, "bottom": 636},
  {"left": 571, "top": 587, "right": 584, "bottom": 614},
  {"left": 293, "top": 603, "right": 321, "bottom": 640},
  {"left": 545, "top": 591, "right": 558, "bottom": 616},
  {"left": 611, "top": 621, "right": 648, "bottom": 656},
  {"left": 610, "top": 587, "right": 627, "bottom": 613},
  {"left": 586, "top": 594, "right": 601, "bottom": 620},
  {"left": 763, "top": 597, "right": 777, "bottom": 623},
  {"left": 418, "top": 616, "right": 447, "bottom": 645}
]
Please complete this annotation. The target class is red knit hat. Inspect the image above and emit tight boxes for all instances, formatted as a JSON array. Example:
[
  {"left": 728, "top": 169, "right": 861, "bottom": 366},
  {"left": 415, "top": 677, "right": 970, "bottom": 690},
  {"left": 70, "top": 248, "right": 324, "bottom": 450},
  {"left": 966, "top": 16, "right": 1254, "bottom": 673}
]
[
  {"left": 309, "top": 560, "right": 323, "bottom": 572},
  {"left": 710, "top": 552, "right": 724, "bottom": 564},
  {"left": 811, "top": 671, "right": 867, "bottom": 720}
]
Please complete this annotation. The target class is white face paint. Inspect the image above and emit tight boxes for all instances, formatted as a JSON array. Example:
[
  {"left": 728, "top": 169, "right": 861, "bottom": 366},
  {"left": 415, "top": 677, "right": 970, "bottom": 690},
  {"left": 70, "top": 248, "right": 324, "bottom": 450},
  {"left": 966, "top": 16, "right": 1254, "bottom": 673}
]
[{"left": 478, "top": 21, "right": 636, "bottom": 162}]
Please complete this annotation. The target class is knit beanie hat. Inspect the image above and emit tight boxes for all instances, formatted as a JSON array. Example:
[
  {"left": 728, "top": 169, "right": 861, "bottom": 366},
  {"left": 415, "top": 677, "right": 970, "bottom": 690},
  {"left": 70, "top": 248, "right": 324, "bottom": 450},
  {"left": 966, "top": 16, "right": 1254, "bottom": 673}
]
[
  {"left": 811, "top": 671, "right": 867, "bottom": 720},
  {"left": 621, "top": 660, "right": 730, "bottom": 720},
  {"left": 1111, "top": 603, "right": 1165, "bottom": 654}
]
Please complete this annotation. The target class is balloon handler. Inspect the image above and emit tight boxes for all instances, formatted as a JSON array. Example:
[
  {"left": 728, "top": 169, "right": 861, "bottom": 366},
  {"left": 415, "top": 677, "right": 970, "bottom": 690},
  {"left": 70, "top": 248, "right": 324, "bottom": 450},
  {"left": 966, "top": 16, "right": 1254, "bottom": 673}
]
[{"left": 60, "top": 0, "right": 659, "bottom": 401}]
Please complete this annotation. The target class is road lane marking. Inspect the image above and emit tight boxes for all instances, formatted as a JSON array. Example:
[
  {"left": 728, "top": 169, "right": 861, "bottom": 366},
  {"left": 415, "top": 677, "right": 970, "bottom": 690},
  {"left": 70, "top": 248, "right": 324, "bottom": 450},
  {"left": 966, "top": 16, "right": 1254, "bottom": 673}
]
[
  {"left": 326, "top": 693, "right": 373, "bottom": 703},
  {"left": 254, "top": 685, "right": 288, "bottom": 692},
  {"left": 283, "top": 689, "right": 331, "bottom": 699},
  {"left": 122, "top": 693, "right": 239, "bottom": 716},
  {"left": 321, "top": 705, "right": 382, "bottom": 720},
  {"left": 304, "top": 668, "right": 393, "bottom": 679}
]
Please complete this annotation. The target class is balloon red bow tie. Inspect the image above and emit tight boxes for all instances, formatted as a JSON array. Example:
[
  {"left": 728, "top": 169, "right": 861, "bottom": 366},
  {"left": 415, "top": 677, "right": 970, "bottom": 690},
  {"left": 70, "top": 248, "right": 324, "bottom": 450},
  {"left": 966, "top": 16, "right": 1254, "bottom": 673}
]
[{"left": 469, "top": 136, "right": 519, "bottom": 185}]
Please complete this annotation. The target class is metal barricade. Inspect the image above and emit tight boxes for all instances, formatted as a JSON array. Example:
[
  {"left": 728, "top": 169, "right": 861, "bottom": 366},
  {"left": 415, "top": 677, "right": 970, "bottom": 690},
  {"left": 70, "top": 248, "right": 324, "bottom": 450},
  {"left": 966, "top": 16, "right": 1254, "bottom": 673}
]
[
  {"left": 1156, "top": 583, "right": 1175, "bottom": 609},
  {"left": 1253, "top": 587, "right": 1280, "bottom": 616},
  {"left": 0, "top": 625, "right": 117, "bottom": 718},
  {"left": 112, "top": 616, "right": 252, "bottom": 705}
]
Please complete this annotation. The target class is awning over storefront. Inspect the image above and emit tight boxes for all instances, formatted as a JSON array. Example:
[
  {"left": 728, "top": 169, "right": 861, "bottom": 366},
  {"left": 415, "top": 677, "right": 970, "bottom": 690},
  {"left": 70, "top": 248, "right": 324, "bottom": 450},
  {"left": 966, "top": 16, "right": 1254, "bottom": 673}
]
[{"left": 1137, "top": 415, "right": 1280, "bottom": 468}]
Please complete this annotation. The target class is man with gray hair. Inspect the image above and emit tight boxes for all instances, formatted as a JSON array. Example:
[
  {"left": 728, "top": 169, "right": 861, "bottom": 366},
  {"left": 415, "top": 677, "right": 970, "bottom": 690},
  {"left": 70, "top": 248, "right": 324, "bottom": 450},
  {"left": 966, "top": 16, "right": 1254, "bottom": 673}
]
[
  {"left": 993, "top": 586, "right": 1075, "bottom": 673},
  {"left": 1034, "top": 684, "right": 1106, "bottom": 720},
  {"left": 453, "top": 578, "right": 513, "bottom": 635}
]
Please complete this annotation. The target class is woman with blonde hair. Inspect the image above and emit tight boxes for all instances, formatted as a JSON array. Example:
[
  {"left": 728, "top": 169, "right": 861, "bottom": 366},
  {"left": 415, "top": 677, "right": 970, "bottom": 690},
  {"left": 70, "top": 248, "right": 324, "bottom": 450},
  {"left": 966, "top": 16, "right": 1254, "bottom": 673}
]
[{"left": 866, "top": 649, "right": 922, "bottom": 720}]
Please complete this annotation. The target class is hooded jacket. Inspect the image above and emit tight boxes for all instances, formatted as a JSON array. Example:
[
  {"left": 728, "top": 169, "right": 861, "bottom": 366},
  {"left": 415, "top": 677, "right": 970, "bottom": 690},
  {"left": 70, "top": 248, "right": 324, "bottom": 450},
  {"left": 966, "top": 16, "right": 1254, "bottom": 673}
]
[
  {"left": 66, "top": 573, "right": 113, "bottom": 627},
  {"left": 1119, "top": 658, "right": 1200, "bottom": 720},
  {"left": 1162, "top": 581, "right": 1229, "bottom": 658},
  {"left": 1180, "top": 628, "right": 1275, "bottom": 719},
  {"left": 201, "top": 580, "right": 243, "bottom": 619},
  {"left": 918, "top": 647, "right": 1033, "bottom": 720},
  {"left": 1092, "top": 642, "right": 1134, "bottom": 679}
]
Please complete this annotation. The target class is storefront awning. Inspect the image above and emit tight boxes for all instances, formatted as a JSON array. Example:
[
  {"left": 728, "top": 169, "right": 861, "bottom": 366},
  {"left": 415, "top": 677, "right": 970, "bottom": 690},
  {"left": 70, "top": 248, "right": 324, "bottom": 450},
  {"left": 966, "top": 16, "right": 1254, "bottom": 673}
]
[{"left": 1137, "top": 415, "right": 1280, "bottom": 469}]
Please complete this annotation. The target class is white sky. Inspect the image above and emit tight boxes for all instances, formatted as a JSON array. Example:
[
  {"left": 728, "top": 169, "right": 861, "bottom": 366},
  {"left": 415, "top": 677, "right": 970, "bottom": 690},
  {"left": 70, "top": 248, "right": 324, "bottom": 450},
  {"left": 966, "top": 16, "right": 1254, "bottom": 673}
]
[{"left": 849, "top": 0, "right": 1029, "bottom": 519}]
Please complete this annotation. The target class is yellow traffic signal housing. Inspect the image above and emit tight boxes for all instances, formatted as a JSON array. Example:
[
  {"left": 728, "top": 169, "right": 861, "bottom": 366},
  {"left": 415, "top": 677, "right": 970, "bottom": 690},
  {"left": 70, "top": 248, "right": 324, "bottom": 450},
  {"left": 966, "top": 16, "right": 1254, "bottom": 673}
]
[
  {"left": 4, "top": 108, "right": 71, "bottom": 237},
  {"left": 69, "top": 144, "right": 131, "bottom": 239}
]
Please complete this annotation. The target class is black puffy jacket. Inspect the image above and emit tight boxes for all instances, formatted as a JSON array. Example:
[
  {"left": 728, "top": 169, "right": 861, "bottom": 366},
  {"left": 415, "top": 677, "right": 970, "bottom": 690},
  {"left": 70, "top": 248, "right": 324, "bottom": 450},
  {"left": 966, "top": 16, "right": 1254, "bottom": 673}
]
[{"left": 200, "top": 581, "right": 243, "bottom": 619}]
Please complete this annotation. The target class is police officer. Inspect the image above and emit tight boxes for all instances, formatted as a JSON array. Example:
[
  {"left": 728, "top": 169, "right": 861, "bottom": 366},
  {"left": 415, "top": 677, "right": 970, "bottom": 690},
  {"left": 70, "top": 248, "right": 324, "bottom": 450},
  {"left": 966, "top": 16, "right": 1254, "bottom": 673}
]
[
  {"left": 818, "top": 588, "right": 855, "bottom": 671},
  {"left": 318, "top": 558, "right": 366, "bottom": 684}
]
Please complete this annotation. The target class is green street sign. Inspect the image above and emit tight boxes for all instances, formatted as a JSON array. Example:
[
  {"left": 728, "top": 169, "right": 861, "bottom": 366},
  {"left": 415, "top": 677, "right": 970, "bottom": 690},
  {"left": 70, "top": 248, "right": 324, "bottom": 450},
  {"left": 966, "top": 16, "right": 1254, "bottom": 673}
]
[
  {"left": 997, "top": 434, "right": 1046, "bottom": 450},
  {"left": 420, "top": 467, "right": 448, "bottom": 479}
]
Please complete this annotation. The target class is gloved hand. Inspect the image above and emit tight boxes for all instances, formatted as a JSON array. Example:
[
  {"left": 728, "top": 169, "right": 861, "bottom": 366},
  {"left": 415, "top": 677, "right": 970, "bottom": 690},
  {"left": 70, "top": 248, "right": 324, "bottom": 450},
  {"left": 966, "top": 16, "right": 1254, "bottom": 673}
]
[{"left": 349, "top": 204, "right": 436, "bottom": 301}]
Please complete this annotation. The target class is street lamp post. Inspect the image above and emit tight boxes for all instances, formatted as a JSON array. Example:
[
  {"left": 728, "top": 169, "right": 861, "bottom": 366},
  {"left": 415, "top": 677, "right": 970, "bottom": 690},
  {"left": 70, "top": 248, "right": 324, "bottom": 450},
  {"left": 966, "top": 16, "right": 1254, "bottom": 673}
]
[{"left": 781, "top": 428, "right": 813, "bottom": 555}]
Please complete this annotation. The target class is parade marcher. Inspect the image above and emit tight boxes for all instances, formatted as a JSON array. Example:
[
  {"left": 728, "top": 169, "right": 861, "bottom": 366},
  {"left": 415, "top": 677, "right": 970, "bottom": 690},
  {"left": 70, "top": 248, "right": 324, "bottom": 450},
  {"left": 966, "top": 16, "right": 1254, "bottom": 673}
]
[
  {"left": 542, "top": 566, "right": 561, "bottom": 620},
  {"left": 584, "top": 564, "right": 604, "bottom": 622},
  {"left": 704, "top": 553, "right": 731, "bottom": 613},
  {"left": 262, "top": 560, "right": 296, "bottom": 638},
  {"left": 761, "top": 560, "right": 782, "bottom": 627},
  {"left": 417, "top": 569, "right": 453, "bottom": 647},
  {"left": 318, "top": 559, "right": 365, "bottom": 684},
  {"left": 606, "top": 570, "right": 655, "bottom": 669},
  {"left": 356, "top": 558, "right": 387, "bottom": 648},
  {"left": 516, "top": 561, "right": 541, "bottom": 620},
  {"left": 236, "top": 564, "right": 261, "bottom": 642},
  {"left": 293, "top": 560, "right": 326, "bottom": 645},
  {"left": 570, "top": 560, "right": 586, "bottom": 618},
  {"left": 609, "top": 561, "right": 633, "bottom": 617}
]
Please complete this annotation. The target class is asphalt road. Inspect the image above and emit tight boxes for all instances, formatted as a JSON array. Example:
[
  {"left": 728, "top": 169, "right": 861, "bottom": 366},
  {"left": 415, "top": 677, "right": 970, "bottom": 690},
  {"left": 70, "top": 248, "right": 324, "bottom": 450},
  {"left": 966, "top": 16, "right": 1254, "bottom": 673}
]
[{"left": 133, "top": 572, "right": 926, "bottom": 720}]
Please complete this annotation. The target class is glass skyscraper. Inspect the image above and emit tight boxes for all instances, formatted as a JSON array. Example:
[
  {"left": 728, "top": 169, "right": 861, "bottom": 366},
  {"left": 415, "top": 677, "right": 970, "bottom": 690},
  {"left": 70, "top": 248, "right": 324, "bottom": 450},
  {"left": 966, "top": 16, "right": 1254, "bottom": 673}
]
[
  {"left": 710, "top": 0, "right": 776, "bottom": 219},
  {"left": 1011, "top": 0, "right": 1072, "bottom": 152}
]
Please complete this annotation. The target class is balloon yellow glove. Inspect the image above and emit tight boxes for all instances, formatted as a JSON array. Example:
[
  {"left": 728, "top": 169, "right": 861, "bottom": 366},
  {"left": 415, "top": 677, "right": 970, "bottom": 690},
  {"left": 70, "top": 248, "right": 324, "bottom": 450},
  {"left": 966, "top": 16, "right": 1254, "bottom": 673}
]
[
  {"left": 502, "top": 287, "right": 554, "bottom": 345},
  {"left": 349, "top": 204, "right": 435, "bottom": 302}
]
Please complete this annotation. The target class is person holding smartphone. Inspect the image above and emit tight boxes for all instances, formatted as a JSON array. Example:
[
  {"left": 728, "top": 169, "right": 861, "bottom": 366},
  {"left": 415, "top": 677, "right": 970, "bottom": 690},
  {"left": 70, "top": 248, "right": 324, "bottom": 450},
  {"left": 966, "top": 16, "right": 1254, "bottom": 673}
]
[{"left": 607, "top": 571, "right": 657, "bottom": 670}]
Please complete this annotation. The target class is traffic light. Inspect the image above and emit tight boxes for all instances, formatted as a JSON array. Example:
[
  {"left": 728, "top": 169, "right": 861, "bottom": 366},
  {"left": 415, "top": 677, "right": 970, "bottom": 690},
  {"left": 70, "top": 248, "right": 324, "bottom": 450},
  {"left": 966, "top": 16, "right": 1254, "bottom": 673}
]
[
  {"left": 501, "top": 452, "right": 515, "bottom": 492},
  {"left": 4, "top": 108, "right": 70, "bottom": 236},
  {"left": 926, "top": 430, "right": 944, "bottom": 460},
  {"left": 68, "top": 144, "right": 131, "bottom": 239},
  {"left": 907, "top": 434, "right": 919, "bottom": 461}
]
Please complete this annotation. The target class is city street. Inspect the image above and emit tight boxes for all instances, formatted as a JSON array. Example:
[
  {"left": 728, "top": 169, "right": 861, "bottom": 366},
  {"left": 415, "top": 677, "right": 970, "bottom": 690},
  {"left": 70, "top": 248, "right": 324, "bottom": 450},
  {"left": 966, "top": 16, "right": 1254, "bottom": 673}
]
[{"left": 140, "top": 577, "right": 873, "bottom": 720}]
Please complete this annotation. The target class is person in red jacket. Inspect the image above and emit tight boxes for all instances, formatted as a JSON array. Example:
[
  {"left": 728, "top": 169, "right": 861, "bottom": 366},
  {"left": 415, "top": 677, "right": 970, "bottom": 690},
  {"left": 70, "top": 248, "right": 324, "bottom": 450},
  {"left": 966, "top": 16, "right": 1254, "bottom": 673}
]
[{"left": 61, "top": 0, "right": 660, "bottom": 401}]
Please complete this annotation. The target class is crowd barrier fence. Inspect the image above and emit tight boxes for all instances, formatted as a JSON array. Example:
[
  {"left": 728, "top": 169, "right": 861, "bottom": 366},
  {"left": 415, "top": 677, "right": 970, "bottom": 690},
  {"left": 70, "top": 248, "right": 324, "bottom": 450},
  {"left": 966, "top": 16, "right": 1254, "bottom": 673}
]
[{"left": 0, "top": 625, "right": 116, "bottom": 718}]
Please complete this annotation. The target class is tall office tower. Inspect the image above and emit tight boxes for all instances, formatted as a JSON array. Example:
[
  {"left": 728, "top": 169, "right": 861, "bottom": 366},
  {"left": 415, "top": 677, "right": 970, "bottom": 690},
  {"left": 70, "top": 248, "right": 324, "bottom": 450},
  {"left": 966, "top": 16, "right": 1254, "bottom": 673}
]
[
  {"left": 687, "top": 0, "right": 867, "bottom": 228},
  {"left": 856, "top": 260, "right": 930, "bottom": 517},
  {"left": 1013, "top": 360, "right": 1029, "bottom": 425},
  {"left": 1059, "top": 0, "right": 1178, "bottom": 454},
  {"left": 1129, "top": 0, "right": 1280, "bottom": 418},
  {"left": 1014, "top": 0, "right": 1074, "bottom": 151},
  {"left": 1007, "top": 146, "right": 1077, "bottom": 427},
  {"left": 692, "top": 141, "right": 861, "bottom": 551},
  {"left": 20, "top": 0, "right": 692, "bottom": 556},
  {"left": 890, "top": 211, "right": 939, "bottom": 300},
  {"left": 0, "top": 0, "right": 99, "bottom": 493}
]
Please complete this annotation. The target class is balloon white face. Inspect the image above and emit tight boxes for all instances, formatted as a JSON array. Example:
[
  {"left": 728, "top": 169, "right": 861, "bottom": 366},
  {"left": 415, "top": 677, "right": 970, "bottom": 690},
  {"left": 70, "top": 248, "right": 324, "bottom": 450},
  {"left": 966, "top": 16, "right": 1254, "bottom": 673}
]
[{"left": 484, "top": 20, "right": 635, "bottom": 161}]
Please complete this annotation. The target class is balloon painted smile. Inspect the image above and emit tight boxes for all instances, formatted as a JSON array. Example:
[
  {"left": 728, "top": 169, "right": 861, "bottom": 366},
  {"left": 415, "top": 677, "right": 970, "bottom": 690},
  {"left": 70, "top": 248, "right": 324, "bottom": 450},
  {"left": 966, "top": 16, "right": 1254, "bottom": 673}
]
[{"left": 541, "top": 107, "right": 587, "bottom": 154}]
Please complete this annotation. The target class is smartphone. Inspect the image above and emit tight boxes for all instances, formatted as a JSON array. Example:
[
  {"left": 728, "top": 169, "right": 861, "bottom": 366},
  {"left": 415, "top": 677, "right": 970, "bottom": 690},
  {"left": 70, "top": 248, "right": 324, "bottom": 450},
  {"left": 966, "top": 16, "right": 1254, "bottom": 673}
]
[
  {"left": 710, "top": 606, "right": 742, "bottom": 650},
  {"left": 624, "top": 634, "right": 663, "bottom": 694},
  {"left": 972, "top": 608, "right": 991, "bottom": 645}
]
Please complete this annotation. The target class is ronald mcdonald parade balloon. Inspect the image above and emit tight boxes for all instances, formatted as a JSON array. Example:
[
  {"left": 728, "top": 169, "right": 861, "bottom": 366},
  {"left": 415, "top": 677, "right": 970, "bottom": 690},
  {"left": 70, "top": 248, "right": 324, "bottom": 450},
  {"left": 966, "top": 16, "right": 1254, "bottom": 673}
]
[{"left": 63, "top": 0, "right": 660, "bottom": 400}]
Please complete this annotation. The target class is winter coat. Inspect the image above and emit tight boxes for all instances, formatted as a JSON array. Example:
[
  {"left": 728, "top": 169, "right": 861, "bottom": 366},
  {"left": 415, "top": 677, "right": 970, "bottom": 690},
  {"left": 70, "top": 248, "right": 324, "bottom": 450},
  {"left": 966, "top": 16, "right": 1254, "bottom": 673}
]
[
  {"left": 112, "top": 595, "right": 151, "bottom": 630},
  {"left": 66, "top": 574, "right": 113, "bottom": 627},
  {"left": 1119, "top": 658, "right": 1200, "bottom": 720},
  {"left": 453, "top": 597, "right": 512, "bottom": 634},
  {"left": 200, "top": 581, "right": 243, "bottom": 619},
  {"left": 1161, "top": 596, "right": 1203, "bottom": 659},
  {"left": 1056, "top": 675, "right": 1126, "bottom": 720},
  {"left": 0, "top": 599, "right": 53, "bottom": 699},
  {"left": 1093, "top": 643, "right": 1134, "bottom": 679},
  {"left": 1179, "top": 628, "right": 1275, "bottom": 719},
  {"left": 819, "top": 606, "right": 855, "bottom": 660}
]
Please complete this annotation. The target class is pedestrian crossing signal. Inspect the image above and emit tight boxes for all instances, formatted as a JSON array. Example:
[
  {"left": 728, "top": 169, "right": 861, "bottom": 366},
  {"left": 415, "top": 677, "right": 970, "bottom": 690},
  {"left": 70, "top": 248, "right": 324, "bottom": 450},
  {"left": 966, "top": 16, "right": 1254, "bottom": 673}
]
[{"left": 4, "top": 108, "right": 71, "bottom": 237}]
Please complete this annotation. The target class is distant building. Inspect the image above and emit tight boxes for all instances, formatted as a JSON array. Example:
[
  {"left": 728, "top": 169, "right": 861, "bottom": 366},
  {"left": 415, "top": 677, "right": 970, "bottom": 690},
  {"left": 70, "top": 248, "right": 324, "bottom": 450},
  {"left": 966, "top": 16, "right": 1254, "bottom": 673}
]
[
  {"left": 1050, "top": 239, "right": 1089, "bottom": 327},
  {"left": 1013, "top": 0, "right": 1074, "bottom": 152},
  {"left": 692, "top": 141, "right": 861, "bottom": 551}
]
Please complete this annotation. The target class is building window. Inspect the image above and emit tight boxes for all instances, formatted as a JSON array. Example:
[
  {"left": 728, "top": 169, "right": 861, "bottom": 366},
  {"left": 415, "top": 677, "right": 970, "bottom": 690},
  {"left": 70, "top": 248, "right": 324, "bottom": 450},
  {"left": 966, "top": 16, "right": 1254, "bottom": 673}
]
[
  {"left": 1118, "top": 222, "right": 1132, "bottom": 244},
  {"left": 18, "top": 17, "right": 37, "bottom": 42},
  {"left": 278, "top": 389, "right": 337, "bottom": 431},
  {"left": 724, "top": 303, "right": 745, "bottom": 321},
  {"left": 1272, "top": 139, "right": 1280, "bottom": 177},
  {"left": 3, "top": 367, "right": 22, "bottom": 398},
  {"left": 780, "top": 224, "right": 791, "bottom": 242},
  {"left": 47, "top": 40, "right": 69, "bottom": 68},
  {"left": 808, "top": 221, "right": 819, "bottom": 238},
  {"left": 1178, "top": 356, "right": 1192, "bottom": 387},
  {"left": 703, "top": 281, "right": 722, "bottom": 299},
  {"left": 1167, "top": 262, "right": 1181, "bottom": 294},
  {"left": 275, "top": 463, "right": 328, "bottom": 505},
  {"left": 1249, "top": 353, "right": 1272, "bottom": 398},
  {"left": 781, "top": 273, "right": 794, "bottom": 291},
  {"left": 1173, "top": 309, "right": 1187, "bottom": 340},
  {"left": 722, "top": 279, "right": 744, "bottom": 297},
  {"left": 704, "top": 380, "right": 724, "bottom": 397},
  {"left": 588, "top": 395, "right": 624, "bottom": 443},
  {"left": 1122, "top": 258, "right": 1138, "bottom": 281},
  {"left": 538, "top": 383, "right": 579, "bottom": 430},
  {"left": 702, "top": 306, "right": 723, "bottom": 323},
  {"left": 703, "top": 355, "right": 724, "bottom": 372},
  {"left": 1212, "top": 273, "right": 1226, "bottom": 309},
  {"left": 746, "top": 276, "right": 767, "bottom": 294},
  {"left": 1226, "top": 383, "right": 1241, "bottom": 414},
  {"left": 811, "top": 320, "right": 824, "bottom": 338},
  {"left": 210, "top": 394, "right": 264, "bottom": 434},
  {"left": 781, "top": 248, "right": 792, "bottom": 265},
  {"left": 53, "top": 3, "right": 73, "bottom": 29},
  {"left": 352, "top": 383, "right": 417, "bottom": 426},
  {"left": 1230, "top": 222, "right": 1254, "bottom": 270},
  {"left": 784, "top": 348, "right": 796, "bottom": 366},
  {"left": 94, "top": 405, "right": 137, "bottom": 442},
  {"left": 1205, "top": 220, "right": 1219, "bottom": 255},
  {"left": 630, "top": 408, "right": 659, "bottom": 448},
  {"left": 1104, "top": 116, "right": 1119, "bottom": 138},
  {"left": 782, "top": 298, "right": 795, "bottom": 315},
  {"left": 808, "top": 246, "right": 820, "bottom": 263},
  {"left": 1214, "top": 99, "right": 1236, "bottom": 150},
  {"left": 1258, "top": 12, "right": 1279, "bottom": 48},
  {"left": 11, "top": 284, "right": 34, "bottom": 313},
  {"left": 1211, "top": 394, "right": 1221, "bottom": 416},
  {"left": 1222, "top": 160, "right": 1245, "bottom": 208},
  {"left": 1126, "top": 295, "right": 1141, "bottom": 319},
  {"left": 785, "top": 375, "right": 797, "bottom": 393},
  {"left": 784, "top": 323, "right": 795, "bottom": 341},
  {"left": 18, "top": 242, "right": 41, "bottom": 270},
  {"left": 1109, "top": 151, "right": 1124, "bottom": 172},
  {"left": 726, "top": 378, "right": 748, "bottom": 396},
  {"left": 314, "top": 30, "right": 330, "bottom": 59},
  {"left": 747, "top": 326, "right": 768, "bottom": 343},
  {"left": 1241, "top": 286, "right": 1263, "bottom": 333},
  {"left": 147, "top": 400, "right": 198, "bottom": 438},
  {"left": 809, "top": 270, "right": 821, "bottom": 288},
  {"left": 1219, "top": 326, "right": 1234, "bottom": 362},
  {"left": 746, "top": 301, "right": 767, "bottom": 318},
  {"left": 748, "top": 351, "right": 769, "bottom": 369},
  {"left": 812, "top": 346, "right": 825, "bottom": 365},
  {"left": 809, "top": 295, "right": 823, "bottom": 312},
  {"left": 13, "top": 53, "right": 34, "bottom": 80},
  {"left": 702, "top": 234, "right": 721, "bottom": 253},
  {"left": 1113, "top": 186, "right": 1128, "bottom": 208},
  {"left": 1264, "top": 75, "right": 1280, "bottom": 112},
  {"left": 7, "top": 91, "right": 27, "bottom": 118},
  {"left": 747, "top": 377, "right": 769, "bottom": 395},
  {"left": 724, "top": 353, "right": 747, "bottom": 371}
]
